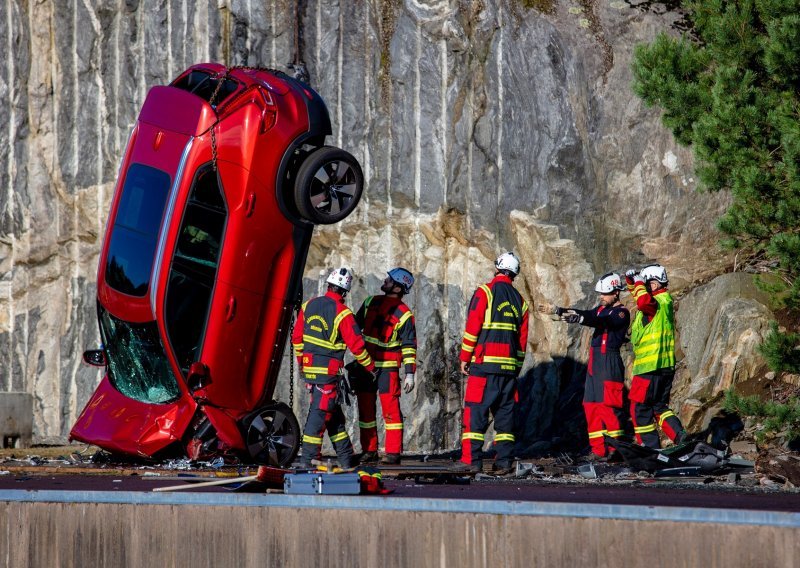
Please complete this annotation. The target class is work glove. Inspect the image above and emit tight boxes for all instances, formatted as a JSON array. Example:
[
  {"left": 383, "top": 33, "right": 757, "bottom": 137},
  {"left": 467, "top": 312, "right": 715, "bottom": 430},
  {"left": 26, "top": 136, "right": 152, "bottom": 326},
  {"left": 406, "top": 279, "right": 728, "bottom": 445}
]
[
  {"left": 403, "top": 373, "right": 415, "bottom": 394},
  {"left": 561, "top": 310, "right": 584, "bottom": 324},
  {"left": 537, "top": 303, "right": 566, "bottom": 316},
  {"left": 625, "top": 269, "right": 643, "bottom": 285}
]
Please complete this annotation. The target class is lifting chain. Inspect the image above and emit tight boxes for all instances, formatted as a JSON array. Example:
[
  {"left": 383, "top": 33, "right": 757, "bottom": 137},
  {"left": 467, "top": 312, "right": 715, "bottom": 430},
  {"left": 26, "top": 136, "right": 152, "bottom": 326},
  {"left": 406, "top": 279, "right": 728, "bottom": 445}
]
[
  {"left": 288, "top": 306, "right": 296, "bottom": 410},
  {"left": 206, "top": 65, "right": 284, "bottom": 172}
]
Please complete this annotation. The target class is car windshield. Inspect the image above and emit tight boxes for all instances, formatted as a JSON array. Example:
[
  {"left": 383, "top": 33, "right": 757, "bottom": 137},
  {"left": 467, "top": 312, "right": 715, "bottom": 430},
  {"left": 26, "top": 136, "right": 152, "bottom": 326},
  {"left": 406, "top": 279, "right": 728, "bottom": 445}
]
[
  {"left": 105, "top": 163, "right": 171, "bottom": 296},
  {"left": 99, "top": 304, "right": 181, "bottom": 404}
]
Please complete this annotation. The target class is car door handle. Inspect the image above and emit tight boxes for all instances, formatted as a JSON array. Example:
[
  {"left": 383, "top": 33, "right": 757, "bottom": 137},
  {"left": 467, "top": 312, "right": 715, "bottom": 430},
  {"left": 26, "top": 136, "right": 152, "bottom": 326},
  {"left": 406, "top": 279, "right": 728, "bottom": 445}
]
[
  {"left": 225, "top": 296, "right": 237, "bottom": 322},
  {"left": 245, "top": 192, "right": 256, "bottom": 217}
]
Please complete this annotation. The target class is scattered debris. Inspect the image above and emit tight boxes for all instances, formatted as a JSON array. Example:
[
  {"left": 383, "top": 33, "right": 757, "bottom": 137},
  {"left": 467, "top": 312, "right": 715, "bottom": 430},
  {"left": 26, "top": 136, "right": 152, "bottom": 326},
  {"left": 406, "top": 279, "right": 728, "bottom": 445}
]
[
  {"left": 605, "top": 437, "right": 754, "bottom": 475},
  {"left": 756, "top": 449, "right": 800, "bottom": 486}
]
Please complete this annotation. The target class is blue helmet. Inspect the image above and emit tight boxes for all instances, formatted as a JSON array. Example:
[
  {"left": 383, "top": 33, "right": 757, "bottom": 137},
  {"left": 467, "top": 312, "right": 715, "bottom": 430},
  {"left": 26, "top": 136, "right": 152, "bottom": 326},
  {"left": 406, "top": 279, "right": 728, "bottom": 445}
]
[{"left": 387, "top": 267, "right": 414, "bottom": 294}]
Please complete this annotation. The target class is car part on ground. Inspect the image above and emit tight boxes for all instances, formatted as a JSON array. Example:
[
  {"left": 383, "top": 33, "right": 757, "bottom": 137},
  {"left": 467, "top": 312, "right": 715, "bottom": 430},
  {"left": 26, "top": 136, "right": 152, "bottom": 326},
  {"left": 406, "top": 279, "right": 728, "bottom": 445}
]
[
  {"left": 70, "top": 64, "right": 364, "bottom": 467},
  {"left": 604, "top": 437, "right": 755, "bottom": 474}
]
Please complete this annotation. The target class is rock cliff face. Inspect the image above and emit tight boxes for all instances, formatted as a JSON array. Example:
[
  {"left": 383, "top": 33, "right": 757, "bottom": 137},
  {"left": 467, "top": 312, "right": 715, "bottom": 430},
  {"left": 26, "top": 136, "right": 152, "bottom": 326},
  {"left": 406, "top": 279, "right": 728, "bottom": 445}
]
[{"left": 0, "top": 1, "right": 772, "bottom": 450}]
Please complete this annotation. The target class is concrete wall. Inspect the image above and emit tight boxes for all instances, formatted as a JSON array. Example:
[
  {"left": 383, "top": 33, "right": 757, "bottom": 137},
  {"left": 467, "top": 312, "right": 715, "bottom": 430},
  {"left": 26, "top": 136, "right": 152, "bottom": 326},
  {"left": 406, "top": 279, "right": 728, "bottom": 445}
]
[{"left": 1, "top": 492, "right": 798, "bottom": 567}]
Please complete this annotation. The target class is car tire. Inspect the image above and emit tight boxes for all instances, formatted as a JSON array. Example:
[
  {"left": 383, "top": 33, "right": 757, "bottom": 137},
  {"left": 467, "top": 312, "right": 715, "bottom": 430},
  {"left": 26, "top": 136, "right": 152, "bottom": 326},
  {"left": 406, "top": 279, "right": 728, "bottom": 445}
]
[
  {"left": 244, "top": 402, "right": 301, "bottom": 467},
  {"left": 294, "top": 146, "right": 364, "bottom": 224}
]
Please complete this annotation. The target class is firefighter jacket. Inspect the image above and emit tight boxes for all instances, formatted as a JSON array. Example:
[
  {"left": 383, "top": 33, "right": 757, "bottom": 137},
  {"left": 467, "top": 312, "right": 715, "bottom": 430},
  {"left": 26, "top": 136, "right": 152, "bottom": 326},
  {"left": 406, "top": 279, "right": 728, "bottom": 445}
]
[
  {"left": 292, "top": 290, "right": 375, "bottom": 383},
  {"left": 459, "top": 274, "right": 529, "bottom": 375},
  {"left": 355, "top": 295, "right": 417, "bottom": 373},
  {"left": 629, "top": 286, "right": 675, "bottom": 375},
  {"left": 570, "top": 303, "right": 630, "bottom": 351}
]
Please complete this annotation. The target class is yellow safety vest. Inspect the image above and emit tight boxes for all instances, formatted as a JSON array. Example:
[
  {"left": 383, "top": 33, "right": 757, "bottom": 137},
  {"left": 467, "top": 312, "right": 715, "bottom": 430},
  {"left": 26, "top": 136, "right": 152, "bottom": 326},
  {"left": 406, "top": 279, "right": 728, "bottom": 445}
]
[{"left": 631, "top": 292, "right": 675, "bottom": 375}]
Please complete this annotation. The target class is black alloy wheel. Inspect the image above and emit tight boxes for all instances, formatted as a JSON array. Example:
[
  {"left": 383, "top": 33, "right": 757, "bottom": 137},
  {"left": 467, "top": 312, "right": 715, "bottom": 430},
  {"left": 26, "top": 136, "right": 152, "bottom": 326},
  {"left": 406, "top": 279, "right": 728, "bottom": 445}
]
[
  {"left": 294, "top": 146, "right": 364, "bottom": 224},
  {"left": 244, "top": 402, "right": 300, "bottom": 466}
]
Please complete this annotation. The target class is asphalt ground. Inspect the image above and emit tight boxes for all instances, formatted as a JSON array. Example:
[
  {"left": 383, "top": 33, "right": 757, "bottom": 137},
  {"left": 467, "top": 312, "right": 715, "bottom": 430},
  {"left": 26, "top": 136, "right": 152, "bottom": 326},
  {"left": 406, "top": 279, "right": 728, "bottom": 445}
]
[{"left": 1, "top": 472, "right": 799, "bottom": 513}]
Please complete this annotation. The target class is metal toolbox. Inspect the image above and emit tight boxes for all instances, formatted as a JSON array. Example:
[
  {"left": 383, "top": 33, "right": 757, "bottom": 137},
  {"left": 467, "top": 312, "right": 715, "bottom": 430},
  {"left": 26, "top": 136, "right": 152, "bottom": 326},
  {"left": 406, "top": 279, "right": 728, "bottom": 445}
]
[{"left": 283, "top": 472, "right": 361, "bottom": 495}]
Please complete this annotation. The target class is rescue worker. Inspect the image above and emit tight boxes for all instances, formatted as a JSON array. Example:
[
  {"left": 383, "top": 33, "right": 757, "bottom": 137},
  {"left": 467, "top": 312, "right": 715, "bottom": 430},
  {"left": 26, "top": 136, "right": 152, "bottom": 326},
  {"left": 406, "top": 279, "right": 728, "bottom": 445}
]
[
  {"left": 626, "top": 264, "right": 686, "bottom": 448},
  {"left": 292, "top": 267, "right": 376, "bottom": 468},
  {"left": 538, "top": 273, "right": 630, "bottom": 459},
  {"left": 453, "top": 252, "right": 529, "bottom": 475},
  {"left": 354, "top": 268, "right": 417, "bottom": 465}
]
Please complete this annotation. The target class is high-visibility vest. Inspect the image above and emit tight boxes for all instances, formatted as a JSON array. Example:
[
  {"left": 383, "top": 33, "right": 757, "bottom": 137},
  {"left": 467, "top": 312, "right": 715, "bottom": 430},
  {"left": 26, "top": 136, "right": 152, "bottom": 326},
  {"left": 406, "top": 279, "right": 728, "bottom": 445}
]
[
  {"left": 300, "top": 296, "right": 351, "bottom": 376},
  {"left": 359, "top": 296, "right": 416, "bottom": 371},
  {"left": 471, "top": 282, "right": 526, "bottom": 375},
  {"left": 631, "top": 292, "right": 675, "bottom": 375}
]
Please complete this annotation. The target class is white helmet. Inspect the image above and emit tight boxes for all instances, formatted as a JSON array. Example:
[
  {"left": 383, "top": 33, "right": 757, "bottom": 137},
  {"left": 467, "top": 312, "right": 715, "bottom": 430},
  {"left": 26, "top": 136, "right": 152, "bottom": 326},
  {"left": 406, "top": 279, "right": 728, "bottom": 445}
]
[
  {"left": 595, "top": 272, "right": 625, "bottom": 294},
  {"left": 326, "top": 267, "right": 354, "bottom": 291},
  {"left": 495, "top": 252, "right": 521, "bottom": 276},
  {"left": 640, "top": 264, "right": 668, "bottom": 284},
  {"left": 387, "top": 267, "right": 414, "bottom": 293}
]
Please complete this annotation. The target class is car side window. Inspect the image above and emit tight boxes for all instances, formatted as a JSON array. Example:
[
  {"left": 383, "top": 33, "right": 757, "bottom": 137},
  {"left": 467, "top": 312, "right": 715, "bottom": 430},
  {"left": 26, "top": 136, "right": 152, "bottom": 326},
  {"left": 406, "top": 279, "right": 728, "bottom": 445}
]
[{"left": 165, "top": 165, "right": 228, "bottom": 372}]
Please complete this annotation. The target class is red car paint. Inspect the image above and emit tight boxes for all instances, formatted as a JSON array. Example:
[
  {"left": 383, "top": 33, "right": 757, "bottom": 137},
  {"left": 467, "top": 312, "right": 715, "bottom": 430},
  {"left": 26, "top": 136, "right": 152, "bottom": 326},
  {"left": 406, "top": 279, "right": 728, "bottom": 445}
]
[{"left": 71, "top": 64, "right": 362, "bottom": 465}]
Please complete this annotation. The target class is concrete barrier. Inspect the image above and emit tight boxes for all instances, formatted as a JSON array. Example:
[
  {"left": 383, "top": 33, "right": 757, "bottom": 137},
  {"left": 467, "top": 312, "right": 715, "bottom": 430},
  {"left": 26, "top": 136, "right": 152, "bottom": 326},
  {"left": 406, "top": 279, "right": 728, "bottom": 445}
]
[
  {"left": 1, "top": 491, "right": 798, "bottom": 567},
  {"left": 0, "top": 393, "right": 33, "bottom": 448}
]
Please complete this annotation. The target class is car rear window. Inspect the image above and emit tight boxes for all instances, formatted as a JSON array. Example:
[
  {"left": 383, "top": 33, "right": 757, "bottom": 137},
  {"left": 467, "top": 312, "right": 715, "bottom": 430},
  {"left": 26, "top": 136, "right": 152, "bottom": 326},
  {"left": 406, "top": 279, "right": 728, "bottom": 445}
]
[
  {"left": 105, "top": 164, "right": 171, "bottom": 296},
  {"left": 172, "top": 70, "right": 239, "bottom": 107}
]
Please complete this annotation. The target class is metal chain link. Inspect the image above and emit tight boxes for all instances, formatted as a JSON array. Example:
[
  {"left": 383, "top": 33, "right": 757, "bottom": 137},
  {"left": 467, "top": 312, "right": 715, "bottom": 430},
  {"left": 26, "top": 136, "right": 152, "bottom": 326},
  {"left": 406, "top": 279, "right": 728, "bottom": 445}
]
[
  {"left": 288, "top": 306, "right": 296, "bottom": 410},
  {"left": 206, "top": 65, "right": 284, "bottom": 172}
]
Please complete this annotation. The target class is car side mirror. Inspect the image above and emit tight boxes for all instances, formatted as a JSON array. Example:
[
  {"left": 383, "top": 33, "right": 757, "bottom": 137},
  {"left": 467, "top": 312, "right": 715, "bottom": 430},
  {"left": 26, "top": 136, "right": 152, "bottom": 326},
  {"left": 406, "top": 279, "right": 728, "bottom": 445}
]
[
  {"left": 187, "top": 362, "right": 211, "bottom": 392},
  {"left": 83, "top": 349, "right": 107, "bottom": 367}
]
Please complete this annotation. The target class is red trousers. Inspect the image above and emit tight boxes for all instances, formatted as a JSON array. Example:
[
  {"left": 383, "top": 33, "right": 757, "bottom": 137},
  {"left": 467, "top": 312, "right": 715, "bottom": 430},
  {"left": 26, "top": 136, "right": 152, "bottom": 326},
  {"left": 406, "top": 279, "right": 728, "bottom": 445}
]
[
  {"left": 583, "top": 402, "right": 625, "bottom": 457},
  {"left": 356, "top": 370, "right": 404, "bottom": 454}
]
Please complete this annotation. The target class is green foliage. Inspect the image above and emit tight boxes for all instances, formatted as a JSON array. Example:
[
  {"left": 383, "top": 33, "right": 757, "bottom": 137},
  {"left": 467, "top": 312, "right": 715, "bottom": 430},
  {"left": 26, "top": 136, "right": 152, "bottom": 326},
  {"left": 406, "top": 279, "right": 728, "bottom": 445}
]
[
  {"left": 723, "top": 389, "right": 800, "bottom": 441},
  {"left": 759, "top": 322, "right": 800, "bottom": 372},
  {"left": 632, "top": 0, "right": 800, "bottom": 371}
]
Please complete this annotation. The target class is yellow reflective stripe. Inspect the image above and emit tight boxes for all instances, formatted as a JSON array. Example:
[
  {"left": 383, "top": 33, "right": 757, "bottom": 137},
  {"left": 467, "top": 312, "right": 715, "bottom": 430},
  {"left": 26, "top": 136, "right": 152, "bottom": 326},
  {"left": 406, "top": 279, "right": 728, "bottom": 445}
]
[
  {"left": 658, "top": 411, "right": 676, "bottom": 426},
  {"left": 634, "top": 424, "right": 657, "bottom": 433},
  {"left": 385, "top": 423, "right": 404, "bottom": 430},
  {"left": 358, "top": 421, "right": 377, "bottom": 428},
  {"left": 329, "top": 431, "right": 349, "bottom": 443},
  {"left": 303, "top": 435, "right": 323, "bottom": 445},
  {"left": 401, "top": 347, "right": 416, "bottom": 355},
  {"left": 606, "top": 430, "right": 624, "bottom": 437},
  {"left": 482, "top": 356, "right": 518, "bottom": 364},
  {"left": 521, "top": 301, "right": 529, "bottom": 312},
  {"left": 354, "top": 351, "right": 372, "bottom": 365},
  {"left": 463, "top": 331, "right": 478, "bottom": 342},
  {"left": 588, "top": 430, "right": 607, "bottom": 439},
  {"left": 494, "top": 433, "right": 515, "bottom": 442},
  {"left": 358, "top": 470, "right": 382, "bottom": 480},
  {"left": 331, "top": 309, "right": 353, "bottom": 343},
  {"left": 461, "top": 342, "right": 476, "bottom": 353},
  {"left": 402, "top": 358, "right": 415, "bottom": 365},
  {"left": 303, "top": 335, "right": 346, "bottom": 350},
  {"left": 303, "top": 366, "right": 330, "bottom": 374},
  {"left": 483, "top": 322, "right": 518, "bottom": 331},
  {"left": 301, "top": 301, "right": 309, "bottom": 311},
  {"left": 480, "top": 285, "right": 493, "bottom": 327},
  {"left": 374, "top": 360, "right": 400, "bottom": 368},
  {"left": 396, "top": 310, "right": 413, "bottom": 329},
  {"left": 365, "top": 336, "right": 402, "bottom": 348},
  {"left": 462, "top": 432, "right": 485, "bottom": 441}
]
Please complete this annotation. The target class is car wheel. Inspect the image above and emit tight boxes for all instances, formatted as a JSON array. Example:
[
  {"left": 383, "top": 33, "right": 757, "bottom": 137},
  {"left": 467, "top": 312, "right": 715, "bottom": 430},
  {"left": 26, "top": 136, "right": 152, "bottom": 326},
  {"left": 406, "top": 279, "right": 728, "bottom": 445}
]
[
  {"left": 294, "top": 146, "right": 364, "bottom": 224},
  {"left": 244, "top": 402, "right": 300, "bottom": 467}
]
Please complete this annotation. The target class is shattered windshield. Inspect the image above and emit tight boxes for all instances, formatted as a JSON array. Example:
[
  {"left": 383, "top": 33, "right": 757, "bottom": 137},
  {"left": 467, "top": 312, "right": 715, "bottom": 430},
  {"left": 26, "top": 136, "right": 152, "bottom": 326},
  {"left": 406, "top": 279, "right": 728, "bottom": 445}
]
[{"left": 99, "top": 305, "right": 181, "bottom": 404}]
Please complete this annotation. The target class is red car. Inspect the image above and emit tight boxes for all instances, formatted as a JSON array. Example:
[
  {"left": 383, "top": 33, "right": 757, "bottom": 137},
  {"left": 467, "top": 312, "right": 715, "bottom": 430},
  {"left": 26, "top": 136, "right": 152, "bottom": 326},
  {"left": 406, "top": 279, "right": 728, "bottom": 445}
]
[{"left": 70, "top": 64, "right": 363, "bottom": 466}]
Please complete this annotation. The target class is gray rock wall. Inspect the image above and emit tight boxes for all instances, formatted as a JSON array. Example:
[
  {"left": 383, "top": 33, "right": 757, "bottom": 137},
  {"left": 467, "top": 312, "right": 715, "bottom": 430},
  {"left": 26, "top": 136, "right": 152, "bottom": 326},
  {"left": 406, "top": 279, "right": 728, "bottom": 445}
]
[{"left": 0, "top": 0, "right": 756, "bottom": 451}]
